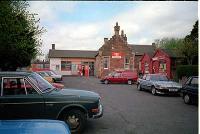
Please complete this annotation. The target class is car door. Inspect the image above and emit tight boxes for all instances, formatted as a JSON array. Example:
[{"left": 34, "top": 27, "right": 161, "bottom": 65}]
[
  {"left": 142, "top": 75, "right": 151, "bottom": 90},
  {"left": 0, "top": 77, "right": 45, "bottom": 119},
  {"left": 184, "top": 77, "right": 198, "bottom": 102},
  {"left": 139, "top": 75, "right": 147, "bottom": 89}
]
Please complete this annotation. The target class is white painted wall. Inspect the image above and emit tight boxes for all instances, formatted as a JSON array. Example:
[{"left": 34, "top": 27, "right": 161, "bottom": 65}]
[{"left": 50, "top": 58, "right": 72, "bottom": 75}]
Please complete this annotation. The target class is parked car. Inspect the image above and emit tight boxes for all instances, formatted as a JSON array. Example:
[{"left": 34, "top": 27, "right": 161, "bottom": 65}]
[
  {"left": 137, "top": 74, "right": 181, "bottom": 95},
  {"left": 101, "top": 70, "right": 138, "bottom": 85},
  {"left": 0, "top": 119, "right": 71, "bottom": 134},
  {"left": 181, "top": 76, "right": 198, "bottom": 104},
  {"left": 45, "top": 70, "right": 62, "bottom": 82},
  {"left": 0, "top": 72, "right": 103, "bottom": 134},
  {"left": 36, "top": 71, "right": 64, "bottom": 89}
]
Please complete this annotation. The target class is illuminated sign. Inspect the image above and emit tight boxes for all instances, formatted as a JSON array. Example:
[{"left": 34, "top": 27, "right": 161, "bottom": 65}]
[{"left": 112, "top": 52, "right": 122, "bottom": 58}]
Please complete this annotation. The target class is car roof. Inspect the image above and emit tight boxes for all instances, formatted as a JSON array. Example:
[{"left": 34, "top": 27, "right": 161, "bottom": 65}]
[
  {"left": 0, "top": 71, "right": 33, "bottom": 77},
  {"left": 0, "top": 119, "right": 70, "bottom": 134}
]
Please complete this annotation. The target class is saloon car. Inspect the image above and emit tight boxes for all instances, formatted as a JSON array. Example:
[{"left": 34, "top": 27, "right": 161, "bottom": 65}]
[
  {"left": 0, "top": 120, "right": 71, "bottom": 134},
  {"left": 45, "top": 70, "right": 62, "bottom": 82},
  {"left": 101, "top": 70, "right": 138, "bottom": 85},
  {"left": 181, "top": 76, "right": 198, "bottom": 104},
  {"left": 137, "top": 74, "right": 181, "bottom": 95},
  {"left": 0, "top": 72, "right": 103, "bottom": 134}
]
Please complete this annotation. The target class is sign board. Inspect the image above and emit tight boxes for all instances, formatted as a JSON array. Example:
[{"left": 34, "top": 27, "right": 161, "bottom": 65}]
[{"left": 112, "top": 52, "right": 122, "bottom": 58}]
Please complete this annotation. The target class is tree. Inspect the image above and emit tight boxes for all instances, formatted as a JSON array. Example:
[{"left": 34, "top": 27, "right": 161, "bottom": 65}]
[
  {"left": 154, "top": 37, "right": 183, "bottom": 50},
  {"left": 0, "top": 1, "right": 45, "bottom": 71},
  {"left": 178, "top": 20, "right": 198, "bottom": 65}
]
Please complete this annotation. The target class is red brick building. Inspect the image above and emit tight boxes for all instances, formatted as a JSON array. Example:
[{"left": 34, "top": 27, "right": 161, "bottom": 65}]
[
  {"left": 139, "top": 52, "right": 154, "bottom": 75},
  {"left": 95, "top": 22, "right": 155, "bottom": 78},
  {"left": 151, "top": 49, "right": 183, "bottom": 79}
]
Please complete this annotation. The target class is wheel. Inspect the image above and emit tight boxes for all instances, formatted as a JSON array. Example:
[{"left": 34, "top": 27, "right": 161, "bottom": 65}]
[
  {"left": 104, "top": 80, "right": 109, "bottom": 84},
  {"left": 128, "top": 80, "right": 132, "bottom": 85},
  {"left": 184, "top": 94, "right": 191, "bottom": 104},
  {"left": 62, "top": 110, "right": 86, "bottom": 134},
  {"left": 151, "top": 87, "right": 157, "bottom": 95},
  {"left": 137, "top": 84, "right": 142, "bottom": 91}
]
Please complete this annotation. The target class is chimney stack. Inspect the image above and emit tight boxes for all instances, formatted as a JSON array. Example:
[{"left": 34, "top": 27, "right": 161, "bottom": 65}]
[
  {"left": 114, "top": 22, "right": 120, "bottom": 36},
  {"left": 52, "top": 44, "right": 55, "bottom": 49},
  {"left": 104, "top": 38, "right": 108, "bottom": 43},
  {"left": 121, "top": 30, "right": 124, "bottom": 37}
]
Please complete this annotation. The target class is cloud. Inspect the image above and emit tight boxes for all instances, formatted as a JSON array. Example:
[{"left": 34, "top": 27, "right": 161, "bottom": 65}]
[{"left": 28, "top": 1, "right": 198, "bottom": 57}]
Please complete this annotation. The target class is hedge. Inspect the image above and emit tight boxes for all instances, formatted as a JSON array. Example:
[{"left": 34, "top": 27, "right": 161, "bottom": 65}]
[{"left": 176, "top": 65, "right": 198, "bottom": 79}]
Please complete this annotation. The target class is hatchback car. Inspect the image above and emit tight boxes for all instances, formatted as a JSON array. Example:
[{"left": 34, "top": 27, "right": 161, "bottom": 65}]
[
  {"left": 181, "top": 76, "right": 198, "bottom": 104},
  {"left": 101, "top": 70, "right": 138, "bottom": 85},
  {"left": 137, "top": 74, "right": 181, "bottom": 95},
  {"left": 0, "top": 72, "right": 103, "bottom": 134}
]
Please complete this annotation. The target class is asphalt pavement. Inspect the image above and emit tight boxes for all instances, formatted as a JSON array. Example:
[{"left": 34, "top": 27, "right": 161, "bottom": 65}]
[{"left": 62, "top": 76, "right": 198, "bottom": 134}]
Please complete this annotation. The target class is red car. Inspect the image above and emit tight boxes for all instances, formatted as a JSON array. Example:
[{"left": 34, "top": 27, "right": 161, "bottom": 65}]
[{"left": 101, "top": 70, "right": 138, "bottom": 85}]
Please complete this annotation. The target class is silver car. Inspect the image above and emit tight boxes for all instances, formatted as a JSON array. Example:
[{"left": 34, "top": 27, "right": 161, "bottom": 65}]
[{"left": 137, "top": 74, "right": 181, "bottom": 95}]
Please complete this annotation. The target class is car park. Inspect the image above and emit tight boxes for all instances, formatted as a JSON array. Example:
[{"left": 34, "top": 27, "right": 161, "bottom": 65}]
[
  {"left": 45, "top": 70, "right": 63, "bottom": 82},
  {"left": 181, "top": 76, "right": 198, "bottom": 104},
  {"left": 100, "top": 70, "right": 138, "bottom": 85},
  {"left": 0, "top": 72, "right": 103, "bottom": 133},
  {"left": 36, "top": 71, "right": 64, "bottom": 89},
  {"left": 0, "top": 119, "right": 71, "bottom": 134},
  {"left": 137, "top": 74, "right": 181, "bottom": 95}
]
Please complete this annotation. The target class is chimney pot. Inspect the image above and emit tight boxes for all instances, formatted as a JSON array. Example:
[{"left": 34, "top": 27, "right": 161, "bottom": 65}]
[
  {"left": 104, "top": 38, "right": 108, "bottom": 43},
  {"left": 52, "top": 44, "right": 55, "bottom": 49}
]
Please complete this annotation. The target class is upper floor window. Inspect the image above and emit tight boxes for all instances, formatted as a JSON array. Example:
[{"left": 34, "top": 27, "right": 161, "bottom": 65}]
[
  {"left": 103, "top": 57, "right": 110, "bottom": 69},
  {"left": 124, "top": 57, "right": 130, "bottom": 69}
]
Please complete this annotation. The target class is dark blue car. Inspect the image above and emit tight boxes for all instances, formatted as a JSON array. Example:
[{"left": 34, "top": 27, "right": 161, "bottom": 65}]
[
  {"left": 0, "top": 119, "right": 71, "bottom": 134},
  {"left": 181, "top": 76, "right": 198, "bottom": 104}
]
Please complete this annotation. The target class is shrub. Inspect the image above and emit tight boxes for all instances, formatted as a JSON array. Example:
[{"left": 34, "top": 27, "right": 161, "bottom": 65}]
[{"left": 176, "top": 65, "right": 198, "bottom": 79}]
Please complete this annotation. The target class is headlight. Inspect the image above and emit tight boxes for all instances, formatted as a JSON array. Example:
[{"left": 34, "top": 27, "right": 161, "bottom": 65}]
[{"left": 155, "top": 84, "right": 164, "bottom": 89}]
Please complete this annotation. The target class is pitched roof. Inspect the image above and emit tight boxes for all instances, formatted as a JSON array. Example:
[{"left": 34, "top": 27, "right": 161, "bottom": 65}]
[
  {"left": 128, "top": 44, "right": 155, "bottom": 56},
  {"left": 160, "top": 49, "right": 182, "bottom": 58},
  {"left": 48, "top": 49, "right": 98, "bottom": 58}
]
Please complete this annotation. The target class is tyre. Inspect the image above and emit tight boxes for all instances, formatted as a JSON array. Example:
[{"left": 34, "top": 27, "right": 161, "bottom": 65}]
[
  {"left": 127, "top": 80, "right": 132, "bottom": 85},
  {"left": 104, "top": 80, "right": 109, "bottom": 84},
  {"left": 137, "top": 84, "right": 142, "bottom": 91},
  {"left": 62, "top": 110, "right": 86, "bottom": 134},
  {"left": 151, "top": 87, "right": 157, "bottom": 95},
  {"left": 184, "top": 94, "right": 191, "bottom": 104}
]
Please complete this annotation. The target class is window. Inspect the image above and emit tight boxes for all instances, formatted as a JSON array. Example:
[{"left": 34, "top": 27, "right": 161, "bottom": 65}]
[
  {"left": 61, "top": 61, "right": 71, "bottom": 71},
  {"left": 3, "top": 78, "right": 26, "bottom": 96},
  {"left": 114, "top": 73, "right": 121, "bottom": 77},
  {"left": 24, "top": 79, "right": 38, "bottom": 94},
  {"left": 103, "top": 57, "right": 109, "bottom": 69},
  {"left": 124, "top": 57, "right": 129, "bottom": 69},
  {"left": 146, "top": 75, "right": 151, "bottom": 81},
  {"left": 159, "top": 61, "right": 166, "bottom": 73},
  {"left": 190, "top": 77, "right": 198, "bottom": 87}
]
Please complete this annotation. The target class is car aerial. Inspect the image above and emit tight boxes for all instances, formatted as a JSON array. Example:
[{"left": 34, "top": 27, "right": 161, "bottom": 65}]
[
  {"left": 0, "top": 119, "right": 71, "bottom": 134},
  {"left": 36, "top": 71, "right": 64, "bottom": 89},
  {"left": 0, "top": 72, "right": 103, "bottom": 134},
  {"left": 100, "top": 70, "right": 138, "bottom": 85},
  {"left": 181, "top": 76, "right": 198, "bottom": 105},
  {"left": 137, "top": 74, "right": 182, "bottom": 95},
  {"left": 45, "top": 70, "right": 63, "bottom": 82}
]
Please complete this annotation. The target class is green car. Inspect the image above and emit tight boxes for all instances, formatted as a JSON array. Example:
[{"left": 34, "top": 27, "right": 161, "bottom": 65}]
[{"left": 0, "top": 72, "right": 103, "bottom": 134}]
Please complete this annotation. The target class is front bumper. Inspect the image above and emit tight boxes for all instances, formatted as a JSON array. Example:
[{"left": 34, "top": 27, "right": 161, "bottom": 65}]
[
  {"left": 156, "top": 88, "right": 180, "bottom": 95},
  {"left": 92, "top": 104, "right": 103, "bottom": 119}
]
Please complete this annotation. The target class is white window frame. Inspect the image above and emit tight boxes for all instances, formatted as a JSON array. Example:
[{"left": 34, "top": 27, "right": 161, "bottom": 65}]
[
  {"left": 103, "top": 56, "right": 110, "bottom": 69},
  {"left": 124, "top": 57, "right": 130, "bottom": 69}
]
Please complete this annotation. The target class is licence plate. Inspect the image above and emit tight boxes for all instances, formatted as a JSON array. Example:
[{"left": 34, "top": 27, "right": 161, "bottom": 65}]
[{"left": 169, "top": 89, "right": 178, "bottom": 92}]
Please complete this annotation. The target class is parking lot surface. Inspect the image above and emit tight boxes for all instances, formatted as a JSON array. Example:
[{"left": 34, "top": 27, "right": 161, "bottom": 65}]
[{"left": 62, "top": 76, "right": 198, "bottom": 134}]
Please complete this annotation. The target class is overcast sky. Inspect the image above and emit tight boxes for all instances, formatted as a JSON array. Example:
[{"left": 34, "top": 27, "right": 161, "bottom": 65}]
[{"left": 28, "top": 1, "right": 198, "bottom": 57}]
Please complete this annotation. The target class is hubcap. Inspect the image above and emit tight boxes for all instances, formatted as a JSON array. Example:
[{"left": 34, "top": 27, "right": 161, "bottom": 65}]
[
  {"left": 152, "top": 88, "right": 156, "bottom": 95},
  {"left": 128, "top": 81, "right": 132, "bottom": 85},
  {"left": 105, "top": 80, "right": 108, "bottom": 84},
  {"left": 67, "top": 115, "right": 79, "bottom": 129},
  {"left": 184, "top": 95, "right": 190, "bottom": 103}
]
